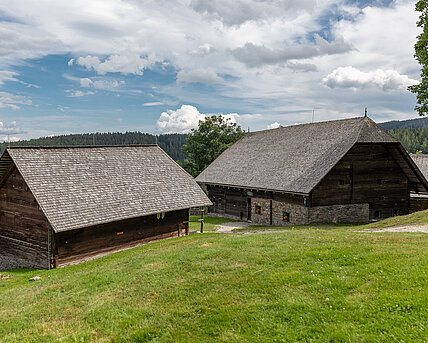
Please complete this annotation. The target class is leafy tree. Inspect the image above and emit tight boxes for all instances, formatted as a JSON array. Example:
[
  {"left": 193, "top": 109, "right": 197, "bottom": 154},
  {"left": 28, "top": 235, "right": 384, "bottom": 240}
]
[
  {"left": 182, "top": 115, "right": 245, "bottom": 177},
  {"left": 409, "top": 0, "right": 428, "bottom": 116}
]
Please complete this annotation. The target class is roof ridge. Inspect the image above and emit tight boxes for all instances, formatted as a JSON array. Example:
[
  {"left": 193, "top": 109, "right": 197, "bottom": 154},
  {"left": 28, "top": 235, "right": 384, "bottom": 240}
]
[
  {"left": 6, "top": 144, "right": 158, "bottom": 149},
  {"left": 248, "top": 116, "right": 364, "bottom": 135}
]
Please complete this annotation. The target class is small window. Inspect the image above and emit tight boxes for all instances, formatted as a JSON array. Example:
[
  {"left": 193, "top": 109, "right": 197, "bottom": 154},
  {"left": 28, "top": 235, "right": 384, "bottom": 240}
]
[
  {"left": 374, "top": 210, "right": 381, "bottom": 218},
  {"left": 255, "top": 206, "right": 262, "bottom": 215},
  {"left": 339, "top": 179, "right": 345, "bottom": 185},
  {"left": 218, "top": 198, "right": 222, "bottom": 204},
  {"left": 393, "top": 209, "right": 398, "bottom": 216},
  {"left": 283, "top": 212, "right": 290, "bottom": 222},
  {"left": 379, "top": 196, "right": 385, "bottom": 201},
  {"left": 233, "top": 201, "right": 237, "bottom": 207},
  {"left": 377, "top": 179, "right": 383, "bottom": 185}
]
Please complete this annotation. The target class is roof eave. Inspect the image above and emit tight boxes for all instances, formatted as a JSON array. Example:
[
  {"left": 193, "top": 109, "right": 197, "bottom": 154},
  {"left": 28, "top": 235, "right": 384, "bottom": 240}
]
[{"left": 197, "top": 181, "right": 310, "bottom": 197}]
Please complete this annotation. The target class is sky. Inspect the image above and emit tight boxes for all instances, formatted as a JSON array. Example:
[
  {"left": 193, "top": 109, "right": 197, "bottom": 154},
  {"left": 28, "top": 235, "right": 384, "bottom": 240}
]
[{"left": 0, "top": 0, "right": 423, "bottom": 141}]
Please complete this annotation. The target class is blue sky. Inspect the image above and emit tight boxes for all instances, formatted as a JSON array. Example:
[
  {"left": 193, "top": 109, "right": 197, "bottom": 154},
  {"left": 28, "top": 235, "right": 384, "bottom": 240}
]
[{"left": 0, "top": 0, "right": 422, "bottom": 141}]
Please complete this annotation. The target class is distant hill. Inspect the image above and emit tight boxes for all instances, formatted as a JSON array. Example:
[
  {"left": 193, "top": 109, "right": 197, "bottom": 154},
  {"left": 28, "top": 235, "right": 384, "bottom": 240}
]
[
  {"left": 378, "top": 117, "right": 428, "bottom": 130},
  {"left": 0, "top": 132, "right": 188, "bottom": 162}
]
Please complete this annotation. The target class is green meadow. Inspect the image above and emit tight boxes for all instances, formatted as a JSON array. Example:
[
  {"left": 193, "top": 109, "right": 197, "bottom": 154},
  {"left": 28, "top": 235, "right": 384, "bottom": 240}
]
[{"left": 0, "top": 212, "right": 427, "bottom": 342}]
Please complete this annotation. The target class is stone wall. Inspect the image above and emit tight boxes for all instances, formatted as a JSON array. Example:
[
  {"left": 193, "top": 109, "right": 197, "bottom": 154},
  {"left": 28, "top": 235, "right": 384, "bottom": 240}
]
[
  {"left": 308, "top": 203, "right": 369, "bottom": 223},
  {"left": 251, "top": 198, "right": 308, "bottom": 226},
  {"left": 272, "top": 201, "right": 308, "bottom": 225},
  {"left": 0, "top": 254, "right": 37, "bottom": 271},
  {"left": 250, "top": 197, "right": 369, "bottom": 226},
  {"left": 250, "top": 198, "right": 272, "bottom": 225}
]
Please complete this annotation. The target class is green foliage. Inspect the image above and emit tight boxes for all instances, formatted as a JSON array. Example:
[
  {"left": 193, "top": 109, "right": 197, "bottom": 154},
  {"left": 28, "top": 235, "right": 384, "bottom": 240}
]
[
  {"left": 0, "top": 132, "right": 188, "bottom": 162},
  {"left": 182, "top": 115, "right": 245, "bottom": 177},
  {"left": 408, "top": 0, "right": 428, "bottom": 116},
  {"left": 379, "top": 116, "right": 428, "bottom": 130},
  {"left": 388, "top": 126, "right": 428, "bottom": 153},
  {"left": 0, "top": 220, "right": 427, "bottom": 342}
]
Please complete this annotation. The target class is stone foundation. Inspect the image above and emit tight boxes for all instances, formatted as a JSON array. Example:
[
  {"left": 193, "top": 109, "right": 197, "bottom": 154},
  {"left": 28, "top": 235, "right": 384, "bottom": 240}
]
[
  {"left": 0, "top": 254, "right": 35, "bottom": 271},
  {"left": 250, "top": 197, "right": 369, "bottom": 225},
  {"left": 308, "top": 203, "right": 369, "bottom": 223}
]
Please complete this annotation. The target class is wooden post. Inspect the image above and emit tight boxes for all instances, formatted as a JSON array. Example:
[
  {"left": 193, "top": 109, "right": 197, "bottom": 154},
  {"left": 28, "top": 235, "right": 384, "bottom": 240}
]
[{"left": 200, "top": 209, "right": 204, "bottom": 233}]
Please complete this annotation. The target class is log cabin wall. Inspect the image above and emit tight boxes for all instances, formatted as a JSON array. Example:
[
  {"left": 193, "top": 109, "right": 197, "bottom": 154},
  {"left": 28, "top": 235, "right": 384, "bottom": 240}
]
[
  {"left": 0, "top": 166, "right": 50, "bottom": 269},
  {"left": 206, "top": 185, "right": 306, "bottom": 220},
  {"left": 311, "top": 143, "right": 409, "bottom": 219},
  {"left": 54, "top": 208, "right": 189, "bottom": 267}
]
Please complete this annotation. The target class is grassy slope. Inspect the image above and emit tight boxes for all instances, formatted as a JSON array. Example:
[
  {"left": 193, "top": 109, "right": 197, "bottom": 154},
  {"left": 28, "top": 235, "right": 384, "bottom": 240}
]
[{"left": 0, "top": 218, "right": 427, "bottom": 342}]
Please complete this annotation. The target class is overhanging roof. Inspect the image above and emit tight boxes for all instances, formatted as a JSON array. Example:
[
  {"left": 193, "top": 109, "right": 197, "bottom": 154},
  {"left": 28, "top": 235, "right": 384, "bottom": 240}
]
[
  {"left": 196, "top": 117, "right": 428, "bottom": 194},
  {"left": 0, "top": 145, "right": 211, "bottom": 233}
]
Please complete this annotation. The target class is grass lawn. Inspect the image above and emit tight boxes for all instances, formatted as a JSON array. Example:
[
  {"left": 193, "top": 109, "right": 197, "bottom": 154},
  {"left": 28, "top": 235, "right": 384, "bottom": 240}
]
[
  {"left": 0, "top": 215, "right": 427, "bottom": 342},
  {"left": 188, "top": 215, "right": 241, "bottom": 232}
]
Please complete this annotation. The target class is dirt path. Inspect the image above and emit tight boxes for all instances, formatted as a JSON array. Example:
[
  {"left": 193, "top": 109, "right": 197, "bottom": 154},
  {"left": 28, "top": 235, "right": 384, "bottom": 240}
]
[
  {"left": 214, "top": 222, "right": 250, "bottom": 233},
  {"left": 365, "top": 224, "right": 428, "bottom": 233},
  {"left": 214, "top": 222, "right": 428, "bottom": 234}
]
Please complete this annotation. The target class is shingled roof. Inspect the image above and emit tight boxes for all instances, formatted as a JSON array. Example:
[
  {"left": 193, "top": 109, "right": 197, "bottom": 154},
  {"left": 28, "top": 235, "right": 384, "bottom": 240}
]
[
  {"left": 196, "top": 117, "right": 428, "bottom": 194},
  {"left": 411, "top": 154, "right": 428, "bottom": 179},
  {"left": 0, "top": 145, "right": 211, "bottom": 233}
]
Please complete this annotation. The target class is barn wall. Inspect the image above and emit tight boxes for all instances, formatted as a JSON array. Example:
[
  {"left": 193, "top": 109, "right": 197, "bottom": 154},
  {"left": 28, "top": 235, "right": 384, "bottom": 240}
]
[
  {"left": 311, "top": 144, "right": 409, "bottom": 219},
  {"left": 251, "top": 197, "right": 308, "bottom": 225},
  {"left": 206, "top": 185, "right": 307, "bottom": 221},
  {"left": 410, "top": 197, "right": 428, "bottom": 212},
  {"left": 249, "top": 198, "right": 369, "bottom": 225},
  {"left": 0, "top": 167, "right": 50, "bottom": 270},
  {"left": 308, "top": 203, "right": 369, "bottom": 223},
  {"left": 54, "top": 208, "right": 189, "bottom": 267}
]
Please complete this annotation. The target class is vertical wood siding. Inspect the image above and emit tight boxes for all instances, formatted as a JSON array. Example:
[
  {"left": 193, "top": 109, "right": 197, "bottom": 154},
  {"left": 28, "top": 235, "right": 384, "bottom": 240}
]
[
  {"left": 0, "top": 166, "right": 50, "bottom": 269},
  {"left": 311, "top": 144, "right": 409, "bottom": 219},
  {"left": 54, "top": 208, "right": 189, "bottom": 266}
]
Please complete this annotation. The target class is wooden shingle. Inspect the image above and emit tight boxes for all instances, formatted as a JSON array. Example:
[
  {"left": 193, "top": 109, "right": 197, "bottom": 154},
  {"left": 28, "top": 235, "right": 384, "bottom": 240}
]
[{"left": 1, "top": 145, "right": 211, "bottom": 232}]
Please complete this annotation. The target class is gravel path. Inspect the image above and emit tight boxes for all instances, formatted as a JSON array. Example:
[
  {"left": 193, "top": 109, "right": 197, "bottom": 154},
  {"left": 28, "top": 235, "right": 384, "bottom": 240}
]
[
  {"left": 365, "top": 224, "right": 428, "bottom": 233},
  {"left": 215, "top": 222, "right": 428, "bottom": 234},
  {"left": 214, "top": 222, "right": 250, "bottom": 233}
]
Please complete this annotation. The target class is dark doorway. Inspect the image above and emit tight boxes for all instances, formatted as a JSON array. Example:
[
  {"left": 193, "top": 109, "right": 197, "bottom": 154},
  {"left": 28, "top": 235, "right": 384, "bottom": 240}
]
[{"left": 247, "top": 198, "right": 252, "bottom": 222}]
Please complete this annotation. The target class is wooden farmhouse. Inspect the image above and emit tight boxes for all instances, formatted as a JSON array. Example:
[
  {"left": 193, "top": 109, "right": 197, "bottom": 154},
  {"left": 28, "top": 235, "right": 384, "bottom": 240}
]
[
  {"left": 0, "top": 145, "right": 211, "bottom": 270},
  {"left": 196, "top": 117, "right": 428, "bottom": 225}
]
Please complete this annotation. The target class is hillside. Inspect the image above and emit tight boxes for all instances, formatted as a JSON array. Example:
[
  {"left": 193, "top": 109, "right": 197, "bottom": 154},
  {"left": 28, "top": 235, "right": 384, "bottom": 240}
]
[
  {"left": 1, "top": 218, "right": 427, "bottom": 342},
  {"left": 0, "top": 132, "right": 188, "bottom": 162},
  {"left": 378, "top": 116, "right": 428, "bottom": 130}
]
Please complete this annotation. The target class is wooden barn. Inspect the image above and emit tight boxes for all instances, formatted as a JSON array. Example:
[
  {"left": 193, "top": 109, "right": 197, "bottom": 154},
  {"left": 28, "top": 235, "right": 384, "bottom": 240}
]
[
  {"left": 196, "top": 117, "right": 428, "bottom": 225},
  {"left": 0, "top": 145, "right": 211, "bottom": 270}
]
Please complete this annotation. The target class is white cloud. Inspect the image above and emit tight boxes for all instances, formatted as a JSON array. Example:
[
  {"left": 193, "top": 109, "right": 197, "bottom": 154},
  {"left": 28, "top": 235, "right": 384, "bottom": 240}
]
[
  {"left": 267, "top": 122, "right": 281, "bottom": 129},
  {"left": 156, "top": 105, "right": 206, "bottom": 134},
  {"left": 231, "top": 34, "right": 353, "bottom": 68},
  {"left": 79, "top": 77, "right": 124, "bottom": 90},
  {"left": 67, "top": 58, "right": 74, "bottom": 66},
  {"left": 92, "top": 79, "right": 125, "bottom": 90},
  {"left": 0, "top": 120, "right": 24, "bottom": 134},
  {"left": 76, "top": 54, "right": 156, "bottom": 75},
  {"left": 0, "top": 91, "right": 32, "bottom": 111},
  {"left": 323, "top": 67, "right": 418, "bottom": 91},
  {"left": 155, "top": 104, "right": 239, "bottom": 134},
  {"left": 80, "top": 77, "right": 93, "bottom": 87},
  {"left": 143, "top": 102, "right": 164, "bottom": 106},
  {"left": 0, "top": 135, "right": 21, "bottom": 143},
  {"left": 177, "top": 68, "right": 223, "bottom": 83},
  {"left": 65, "top": 90, "right": 96, "bottom": 97},
  {"left": 0, "top": 70, "right": 19, "bottom": 85}
]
